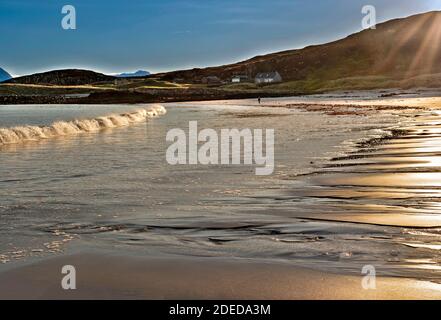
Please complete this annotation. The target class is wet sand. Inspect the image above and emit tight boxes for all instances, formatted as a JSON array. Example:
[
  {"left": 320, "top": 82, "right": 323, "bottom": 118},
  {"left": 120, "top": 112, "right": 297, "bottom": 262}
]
[
  {"left": 275, "top": 107, "right": 441, "bottom": 230},
  {"left": 0, "top": 253, "right": 440, "bottom": 300},
  {"left": 2, "top": 95, "right": 441, "bottom": 299}
]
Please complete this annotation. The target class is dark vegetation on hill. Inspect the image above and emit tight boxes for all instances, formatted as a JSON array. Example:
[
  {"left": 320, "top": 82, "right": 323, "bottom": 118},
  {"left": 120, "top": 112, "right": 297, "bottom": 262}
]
[{"left": 5, "top": 69, "right": 116, "bottom": 86}]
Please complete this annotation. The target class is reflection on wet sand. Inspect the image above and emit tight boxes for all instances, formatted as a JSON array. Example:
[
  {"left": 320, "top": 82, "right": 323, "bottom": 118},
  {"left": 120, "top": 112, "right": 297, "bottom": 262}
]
[{"left": 289, "top": 113, "right": 441, "bottom": 229}]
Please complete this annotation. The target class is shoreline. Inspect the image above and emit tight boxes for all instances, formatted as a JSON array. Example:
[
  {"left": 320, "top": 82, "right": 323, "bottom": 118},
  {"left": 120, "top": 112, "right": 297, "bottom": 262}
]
[
  {"left": 1, "top": 87, "right": 440, "bottom": 106},
  {"left": 1, "top": 252, "right": 441, "bottom": 300},
  {"left": 0, "top": 89, "right": 303, "bottom": 105}
]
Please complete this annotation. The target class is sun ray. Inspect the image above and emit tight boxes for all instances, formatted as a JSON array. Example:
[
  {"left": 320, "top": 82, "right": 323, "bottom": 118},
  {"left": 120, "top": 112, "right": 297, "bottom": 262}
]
[
  {"left": 405, "top": 13, "right": 441, "bottom": 77},
  {"left": 375, "top": 14, "right": 432, "bottom": 73}
]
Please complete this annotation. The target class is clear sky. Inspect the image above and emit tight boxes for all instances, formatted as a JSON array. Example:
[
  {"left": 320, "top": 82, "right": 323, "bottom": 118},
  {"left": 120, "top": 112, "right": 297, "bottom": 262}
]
[{"left": 1, "top": 0, "right": 441, "bottom": 76}]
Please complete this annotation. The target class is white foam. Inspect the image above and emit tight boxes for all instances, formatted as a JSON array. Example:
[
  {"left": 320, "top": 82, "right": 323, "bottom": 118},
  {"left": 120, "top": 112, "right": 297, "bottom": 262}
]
[{"left": 0, "top": 104, "right": 167, "bottom": 146}]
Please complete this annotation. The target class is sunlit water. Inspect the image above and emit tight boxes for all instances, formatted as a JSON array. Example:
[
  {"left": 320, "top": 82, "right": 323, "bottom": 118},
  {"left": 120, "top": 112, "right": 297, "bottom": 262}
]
[{"left": 0, "top": 97, "right": 440, "bottom": 282}]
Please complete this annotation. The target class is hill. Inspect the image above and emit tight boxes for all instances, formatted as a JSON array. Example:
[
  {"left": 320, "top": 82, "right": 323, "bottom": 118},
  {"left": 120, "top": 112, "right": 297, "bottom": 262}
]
[
  {"left": 5, "top": 69, "right": 116, "bottom": 85},
  {"left": 157, "top": 11, "right": 441, "bottom": 87},
  {"left": 0, "top": 68, "right": 12, "bottom": 82},
  {"left": 116, "top": 70, "right": 150, "bottom": 78}
]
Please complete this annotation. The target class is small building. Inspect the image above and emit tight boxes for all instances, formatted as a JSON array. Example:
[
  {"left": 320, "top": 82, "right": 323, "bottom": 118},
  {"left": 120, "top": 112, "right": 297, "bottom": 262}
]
[
  {"left": 231, "top": 75, "right": 249, "bottom": 83},
  {"left": 255, "top": 72, "right": 282, "bottom": 84},
  {"left": 201, "top": 76, "right": 221, "bottom": 84}
]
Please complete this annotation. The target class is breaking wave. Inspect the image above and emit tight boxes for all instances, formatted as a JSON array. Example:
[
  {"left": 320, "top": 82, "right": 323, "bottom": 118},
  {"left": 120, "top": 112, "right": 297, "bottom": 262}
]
[{"left": 0, "top": 104, "right": 167, "bottom": 146}]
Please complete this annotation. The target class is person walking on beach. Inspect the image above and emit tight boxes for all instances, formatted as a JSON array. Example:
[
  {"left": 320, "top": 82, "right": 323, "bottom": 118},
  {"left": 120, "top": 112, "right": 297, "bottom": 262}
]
[{"left": 258, "top": 97, "right": 261, "bottom": 104}]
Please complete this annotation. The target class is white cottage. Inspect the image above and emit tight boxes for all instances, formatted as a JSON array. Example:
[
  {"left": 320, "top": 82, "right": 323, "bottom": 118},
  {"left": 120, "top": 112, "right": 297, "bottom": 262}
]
[{"left": 231, "top": 75, "right": 249, "bottom": 83}]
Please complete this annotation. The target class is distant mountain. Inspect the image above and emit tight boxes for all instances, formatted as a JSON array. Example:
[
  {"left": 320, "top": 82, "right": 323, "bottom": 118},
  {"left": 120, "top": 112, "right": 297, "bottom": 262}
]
[
  {"left": 116, "top": 70, "right": 150, "bottom": 78},
  {"left": 0, "top": 68, "right": 12, "bottom": 82},
  {"left": 5, "top": 69, "right": 116, "bottom": 85},
  {"left": 158, "top": 11, "right": 441, "bottom": 85}
]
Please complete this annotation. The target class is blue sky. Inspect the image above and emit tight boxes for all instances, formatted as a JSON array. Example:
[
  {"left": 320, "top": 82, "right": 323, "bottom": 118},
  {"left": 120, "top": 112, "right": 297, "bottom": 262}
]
[{"left": 1, "top": 0, "right": 441, "bottom": 76}]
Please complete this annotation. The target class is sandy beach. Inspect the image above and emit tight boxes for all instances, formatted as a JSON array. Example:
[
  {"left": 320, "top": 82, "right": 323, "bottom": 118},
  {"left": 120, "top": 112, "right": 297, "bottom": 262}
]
[
  {"left": 1, "top": 94, "right": 441, "bottom": 300},
  {"left": 1, "top": 252, "right": 440, "bottom": 300}
]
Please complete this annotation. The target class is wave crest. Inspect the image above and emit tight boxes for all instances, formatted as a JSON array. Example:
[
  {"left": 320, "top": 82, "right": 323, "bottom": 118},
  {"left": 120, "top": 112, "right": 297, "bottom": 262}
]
[{"left": 0, "top": 104, "right": 166, "bottom": 145}]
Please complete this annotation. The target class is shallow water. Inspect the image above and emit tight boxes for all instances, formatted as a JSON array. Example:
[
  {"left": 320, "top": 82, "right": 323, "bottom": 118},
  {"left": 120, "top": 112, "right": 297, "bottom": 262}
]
[{"left": 0, "top": 98, "right": 440, "bottom": 282}]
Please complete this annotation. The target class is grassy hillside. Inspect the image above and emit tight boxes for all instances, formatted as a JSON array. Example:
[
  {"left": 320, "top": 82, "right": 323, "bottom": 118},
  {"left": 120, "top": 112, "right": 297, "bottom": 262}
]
[{"left": 157, "top": 11, "right": 441, "bottom": 87}]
